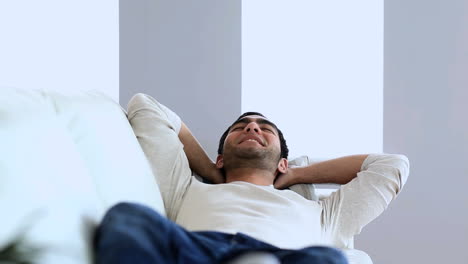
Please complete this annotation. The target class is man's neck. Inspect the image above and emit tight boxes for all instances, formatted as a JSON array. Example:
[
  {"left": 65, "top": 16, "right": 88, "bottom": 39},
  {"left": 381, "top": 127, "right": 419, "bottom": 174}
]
[{"left": 225, "top": 168, "right": 275, "bottom": 186}]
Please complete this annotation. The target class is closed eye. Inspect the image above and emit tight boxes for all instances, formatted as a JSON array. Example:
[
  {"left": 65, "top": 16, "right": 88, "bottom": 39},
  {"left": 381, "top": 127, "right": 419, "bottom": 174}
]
[
  {"left": 261, "top": 126, "right": 276, "bottom": 134},
  {"left": 231, "top": 126, "right": 244, "bottom": 132}
]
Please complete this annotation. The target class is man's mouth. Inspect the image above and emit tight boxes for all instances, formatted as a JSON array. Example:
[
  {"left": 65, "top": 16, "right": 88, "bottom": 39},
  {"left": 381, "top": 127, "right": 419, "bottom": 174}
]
[{"left": 239, "top": 137, "right": 264, "bottom": 146}]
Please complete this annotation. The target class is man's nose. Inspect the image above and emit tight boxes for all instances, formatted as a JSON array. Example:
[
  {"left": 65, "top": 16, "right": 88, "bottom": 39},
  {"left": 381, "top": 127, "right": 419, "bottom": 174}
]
[{"left": 244, "top": 122, "right": 260, "bottom": 133}]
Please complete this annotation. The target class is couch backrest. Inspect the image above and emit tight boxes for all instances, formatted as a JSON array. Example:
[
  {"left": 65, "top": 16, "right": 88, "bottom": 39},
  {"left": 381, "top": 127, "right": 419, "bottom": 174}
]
[{"left": 0, "top": 88, "right": 164, "bottom": 263}]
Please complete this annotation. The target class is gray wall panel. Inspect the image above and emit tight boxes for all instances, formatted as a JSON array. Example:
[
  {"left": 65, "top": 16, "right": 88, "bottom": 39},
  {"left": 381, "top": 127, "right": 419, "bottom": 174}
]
[
  {"left": 119, "top": 0, "right": 241, "bottom": 159},
  {"left": 355, "top": 1, "right": 468, "bottom": 263}
]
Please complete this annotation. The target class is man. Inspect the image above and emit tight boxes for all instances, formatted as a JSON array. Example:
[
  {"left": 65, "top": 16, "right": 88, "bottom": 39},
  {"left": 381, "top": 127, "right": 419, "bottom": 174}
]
[{"left": 93, "top": 94, "right": 409, "bottom": 264}]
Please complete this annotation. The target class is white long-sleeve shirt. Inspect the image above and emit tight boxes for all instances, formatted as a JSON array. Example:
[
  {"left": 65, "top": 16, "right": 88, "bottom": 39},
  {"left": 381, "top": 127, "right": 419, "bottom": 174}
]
[{"left": 174, "top": 154, "right": 409, "bottom": 249}]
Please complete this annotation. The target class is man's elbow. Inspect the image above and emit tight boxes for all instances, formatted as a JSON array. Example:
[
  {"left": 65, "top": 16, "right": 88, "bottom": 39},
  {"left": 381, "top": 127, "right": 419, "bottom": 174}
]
[{"left": 388, "top": 154, "right": 410, "bottom": 193}]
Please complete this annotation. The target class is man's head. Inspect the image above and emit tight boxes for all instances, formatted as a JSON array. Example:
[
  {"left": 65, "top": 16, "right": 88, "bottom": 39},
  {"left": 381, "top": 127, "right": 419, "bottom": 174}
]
[{"left": 216, "top": 112, "right": 289, "bottom": 177}]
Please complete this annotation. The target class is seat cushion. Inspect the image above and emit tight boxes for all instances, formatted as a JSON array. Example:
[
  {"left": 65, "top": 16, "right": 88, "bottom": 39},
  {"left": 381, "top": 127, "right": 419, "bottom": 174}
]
[
  {"left": 343, "top": 249, "right": 373, "bottom": 264},
  {"left": 0, "top": 87, "right": 164, "bottom": 263}
]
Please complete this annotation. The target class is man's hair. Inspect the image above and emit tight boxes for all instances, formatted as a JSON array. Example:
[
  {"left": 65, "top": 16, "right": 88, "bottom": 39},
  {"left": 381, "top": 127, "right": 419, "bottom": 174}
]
[{"left": 217, "top": 112, "right": 289, "bottom": 160}]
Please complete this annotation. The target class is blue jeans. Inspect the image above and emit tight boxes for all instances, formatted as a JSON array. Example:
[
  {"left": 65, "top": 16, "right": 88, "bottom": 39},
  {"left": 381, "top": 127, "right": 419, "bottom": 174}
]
[{"left": 93, "top": 202, "right": 348, "bottom": 264}]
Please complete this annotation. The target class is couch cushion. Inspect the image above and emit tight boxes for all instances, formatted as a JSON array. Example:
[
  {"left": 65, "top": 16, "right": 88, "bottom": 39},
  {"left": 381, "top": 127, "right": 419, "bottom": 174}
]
[
  {"left": 0, "top": 88, "right": 163, "bottom": 263},
  {"left": 49, "top": 89, "right": 164, "bottom": 214},
  {"left": 288, "top": 155, "right": 318, "bottom": 201},
  {"left": 343, "top": 249, "right": 373, "bottom": 264}
]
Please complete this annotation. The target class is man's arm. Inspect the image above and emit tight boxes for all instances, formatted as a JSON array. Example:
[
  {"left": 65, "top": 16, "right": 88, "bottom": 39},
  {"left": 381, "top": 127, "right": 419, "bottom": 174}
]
[
  {"left": 318, "top": 154, "right": 409, "bottom": 247},
  {"left": 274, "top": 154, "right": 369, "bottom": 189},
  {"left": 276, "top": 153, "right": 409, "bottom": 248},
  {"left": 178, "top": 122, "right": 224, "bottom": 184}
]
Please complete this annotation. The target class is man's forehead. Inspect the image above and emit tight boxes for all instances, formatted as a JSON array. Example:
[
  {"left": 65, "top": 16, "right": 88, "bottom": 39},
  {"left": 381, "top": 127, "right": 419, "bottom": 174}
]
[{"left": 232, "top": 115, "right": 278, "bottom": 129}]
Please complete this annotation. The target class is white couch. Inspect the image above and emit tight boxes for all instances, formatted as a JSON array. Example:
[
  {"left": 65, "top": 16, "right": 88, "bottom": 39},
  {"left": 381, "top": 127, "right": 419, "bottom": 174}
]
[{"left": 0, "top": 88, "right": 371, "bottom": 263}]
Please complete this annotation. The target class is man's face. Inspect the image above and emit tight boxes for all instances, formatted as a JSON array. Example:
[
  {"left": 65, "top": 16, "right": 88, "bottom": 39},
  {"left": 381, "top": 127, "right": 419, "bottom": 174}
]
[{"left": 218, "top": 115, "right": 283, "bottom": 172}]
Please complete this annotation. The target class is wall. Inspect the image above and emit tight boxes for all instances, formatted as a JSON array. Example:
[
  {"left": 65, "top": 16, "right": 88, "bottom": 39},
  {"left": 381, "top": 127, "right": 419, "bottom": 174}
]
[
  {"left": 0, "top": 0, "right": 119, "bottom": 101},
  {"left": 241, "top": 1, "right": 383, "bottom": 159},
  {"left": 355, "top": 0, "right": 468, "bottom": 263},
  {"left": 119, "top": 0, "right": 241, "bottom": 159},
  {"left": 119, "top": 0, "right": 383, "bottom": 160}
]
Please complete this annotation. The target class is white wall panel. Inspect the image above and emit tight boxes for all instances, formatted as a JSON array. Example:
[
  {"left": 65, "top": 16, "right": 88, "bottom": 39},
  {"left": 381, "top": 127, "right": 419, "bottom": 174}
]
[
  {"left": 242, "top": 1, "right": 383, "bottom": 159},
  {"left": 0, "top": 0, "right": 119, "bottom": 101}
]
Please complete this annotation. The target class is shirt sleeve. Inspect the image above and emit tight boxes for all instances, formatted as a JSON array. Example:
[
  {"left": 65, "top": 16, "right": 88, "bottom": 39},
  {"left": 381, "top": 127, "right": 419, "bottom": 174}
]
[
  {"left": 127, "top": 93, "right": 192, "bottom": 221},
  {"left": 319, "top": 154, "right": 410, "bottom": 248}
]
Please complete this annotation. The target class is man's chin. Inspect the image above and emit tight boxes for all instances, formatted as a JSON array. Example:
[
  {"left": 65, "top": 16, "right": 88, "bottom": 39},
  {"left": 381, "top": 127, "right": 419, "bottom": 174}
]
[
  {"left": 233, "top": 147, "right": 267, "bottom": 159},
  {"left": 222, "top": 144, "right": 281, "bottom": 171}
]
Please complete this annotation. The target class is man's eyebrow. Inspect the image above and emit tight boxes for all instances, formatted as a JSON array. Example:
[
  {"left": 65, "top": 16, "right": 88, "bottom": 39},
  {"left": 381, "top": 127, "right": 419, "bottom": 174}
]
[{"left": 230, "top": 118, "right": 278, "bottom": 132}]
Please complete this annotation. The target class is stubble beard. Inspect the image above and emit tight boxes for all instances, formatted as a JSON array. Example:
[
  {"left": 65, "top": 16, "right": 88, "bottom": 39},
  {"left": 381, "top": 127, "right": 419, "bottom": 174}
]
[{"left": 222, "top": 143, "right": 281, "bottom": 172}]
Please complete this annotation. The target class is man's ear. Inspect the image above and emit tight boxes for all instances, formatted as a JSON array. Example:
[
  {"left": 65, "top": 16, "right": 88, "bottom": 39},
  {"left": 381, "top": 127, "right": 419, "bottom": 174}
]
[
  {"left": 216, "top": 155, "right": 224, "bottom": 169},
  {"left": 277, "top": 158, "right": 288, "bottom": 174}
]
